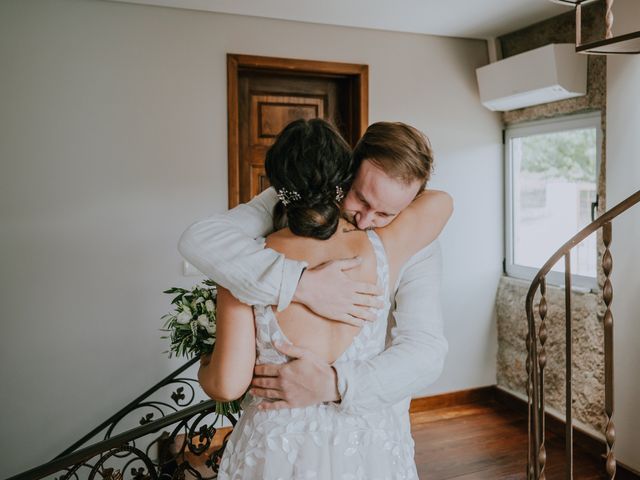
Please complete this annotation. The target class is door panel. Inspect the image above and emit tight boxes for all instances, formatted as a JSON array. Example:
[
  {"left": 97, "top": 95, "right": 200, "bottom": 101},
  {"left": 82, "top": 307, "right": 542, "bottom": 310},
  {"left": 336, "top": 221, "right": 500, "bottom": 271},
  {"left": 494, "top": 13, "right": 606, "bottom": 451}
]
[
  {"left": 250, "top": 95, "right": 324, "bottom": 145},
  {"left": 239, "top": 72, "right": 345, "bottom": 202},
  {"left": 246, "top": 92, "right": 326, "bottom": 199}
]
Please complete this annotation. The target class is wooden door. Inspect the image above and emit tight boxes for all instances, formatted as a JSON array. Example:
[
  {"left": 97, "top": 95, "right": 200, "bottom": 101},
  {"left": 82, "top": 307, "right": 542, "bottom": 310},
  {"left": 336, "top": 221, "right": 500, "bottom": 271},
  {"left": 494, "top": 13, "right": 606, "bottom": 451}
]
[{"left": 228, "top": 55, "right": 368, "bottom": 207}]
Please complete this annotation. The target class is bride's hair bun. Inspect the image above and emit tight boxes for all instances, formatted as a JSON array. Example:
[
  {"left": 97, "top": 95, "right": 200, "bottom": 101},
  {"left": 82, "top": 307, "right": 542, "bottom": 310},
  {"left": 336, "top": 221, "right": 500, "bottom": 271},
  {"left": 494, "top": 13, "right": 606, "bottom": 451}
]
[{"left": 266, "top": 119, "right": 353, "bottom": 240}]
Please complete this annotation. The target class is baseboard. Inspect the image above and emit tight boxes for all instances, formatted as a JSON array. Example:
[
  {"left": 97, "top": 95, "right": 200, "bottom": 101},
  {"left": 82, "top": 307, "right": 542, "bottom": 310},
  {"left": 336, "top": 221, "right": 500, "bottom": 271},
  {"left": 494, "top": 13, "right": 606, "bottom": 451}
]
[
  {"left": 409, "top": 385, "right": 495, "bottom": 413},
  {"left": 411, "top": 385, "right": 639, "bottom": 479}
]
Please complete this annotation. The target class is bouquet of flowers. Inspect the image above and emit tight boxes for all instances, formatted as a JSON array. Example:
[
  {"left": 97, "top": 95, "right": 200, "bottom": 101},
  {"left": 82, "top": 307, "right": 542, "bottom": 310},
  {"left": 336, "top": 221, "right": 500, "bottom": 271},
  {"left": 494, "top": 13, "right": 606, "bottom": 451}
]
[{"left": 161, "top": 279, "right": 242, "bottom": 414}]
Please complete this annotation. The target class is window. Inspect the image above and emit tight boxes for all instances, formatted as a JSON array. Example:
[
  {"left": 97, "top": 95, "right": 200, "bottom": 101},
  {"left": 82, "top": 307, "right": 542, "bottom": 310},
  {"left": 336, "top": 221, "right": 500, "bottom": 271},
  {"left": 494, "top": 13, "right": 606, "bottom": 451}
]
[{"left": 505, "top": 112, "right": 601, "bottom": 290}]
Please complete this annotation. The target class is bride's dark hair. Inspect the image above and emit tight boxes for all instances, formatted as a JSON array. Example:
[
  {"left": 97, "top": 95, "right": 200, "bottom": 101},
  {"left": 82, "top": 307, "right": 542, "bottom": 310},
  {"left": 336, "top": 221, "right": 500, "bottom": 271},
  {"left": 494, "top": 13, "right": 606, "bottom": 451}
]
[{"left": 265, "top": 118, "right": 353, "bottom": 240}]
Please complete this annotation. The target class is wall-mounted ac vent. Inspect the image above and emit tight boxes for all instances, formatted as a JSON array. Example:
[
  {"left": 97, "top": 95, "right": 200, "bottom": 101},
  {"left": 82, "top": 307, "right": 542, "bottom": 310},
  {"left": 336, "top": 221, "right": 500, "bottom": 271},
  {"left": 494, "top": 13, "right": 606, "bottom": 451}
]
[{"left": 476, "top": 43, "right": 587, "bottom": 112}]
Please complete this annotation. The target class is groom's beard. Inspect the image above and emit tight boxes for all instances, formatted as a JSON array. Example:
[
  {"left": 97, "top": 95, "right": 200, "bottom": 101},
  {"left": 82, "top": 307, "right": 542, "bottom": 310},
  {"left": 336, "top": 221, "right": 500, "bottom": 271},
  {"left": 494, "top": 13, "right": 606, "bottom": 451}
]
[
  {"left": 341, "top": 210, "right": 373, "bottom": 231},
  {"left": 341, "top": 210, "right": 359, "bottom": 229}
]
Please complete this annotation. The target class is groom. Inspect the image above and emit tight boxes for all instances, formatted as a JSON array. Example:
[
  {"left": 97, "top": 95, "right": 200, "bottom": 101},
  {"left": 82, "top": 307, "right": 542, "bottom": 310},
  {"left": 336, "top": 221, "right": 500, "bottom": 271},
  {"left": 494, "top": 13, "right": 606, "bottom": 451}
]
[{"left": 179, "top": 121, "right": 451, "bottom": 422}]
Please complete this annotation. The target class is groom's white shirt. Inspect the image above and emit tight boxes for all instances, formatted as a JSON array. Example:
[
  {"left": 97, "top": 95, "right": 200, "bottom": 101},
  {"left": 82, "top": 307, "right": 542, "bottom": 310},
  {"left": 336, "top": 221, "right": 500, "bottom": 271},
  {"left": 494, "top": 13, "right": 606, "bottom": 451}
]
[{"left": 178, "top": 187, "right": 448, "bottom": 422}]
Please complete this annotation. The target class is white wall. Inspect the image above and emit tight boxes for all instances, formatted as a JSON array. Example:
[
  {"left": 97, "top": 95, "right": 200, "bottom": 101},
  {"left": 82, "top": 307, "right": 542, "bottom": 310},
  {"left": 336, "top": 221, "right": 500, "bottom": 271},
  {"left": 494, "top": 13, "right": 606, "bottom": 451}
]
[
  {"left": 605, "top": 0, "right": 640, "bottom": 471},
  {"left": 0, "top": 0, "right": 502, "bottom": 475}
]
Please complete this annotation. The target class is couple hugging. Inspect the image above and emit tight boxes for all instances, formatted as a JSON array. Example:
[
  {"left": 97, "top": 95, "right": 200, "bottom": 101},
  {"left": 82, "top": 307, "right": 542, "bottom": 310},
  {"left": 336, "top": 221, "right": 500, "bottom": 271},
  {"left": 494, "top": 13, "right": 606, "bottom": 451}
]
[{"left": 179, "top": 119, "right": 453, "bottom": 479}]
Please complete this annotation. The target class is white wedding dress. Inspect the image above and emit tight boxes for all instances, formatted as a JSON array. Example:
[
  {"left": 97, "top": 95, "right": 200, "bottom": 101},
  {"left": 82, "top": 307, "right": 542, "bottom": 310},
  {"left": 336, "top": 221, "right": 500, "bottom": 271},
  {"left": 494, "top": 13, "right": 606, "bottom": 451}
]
[{"left": 217, "top": 231, "right": 418, "bottom": 480}]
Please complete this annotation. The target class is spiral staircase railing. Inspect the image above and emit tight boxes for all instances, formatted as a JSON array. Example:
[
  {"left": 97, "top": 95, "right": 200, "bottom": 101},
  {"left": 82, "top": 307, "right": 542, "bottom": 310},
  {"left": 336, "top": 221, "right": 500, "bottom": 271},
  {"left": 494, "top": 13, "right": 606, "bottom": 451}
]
[{"left": 526, "top": 189, "right": 640, "bottom": 479}]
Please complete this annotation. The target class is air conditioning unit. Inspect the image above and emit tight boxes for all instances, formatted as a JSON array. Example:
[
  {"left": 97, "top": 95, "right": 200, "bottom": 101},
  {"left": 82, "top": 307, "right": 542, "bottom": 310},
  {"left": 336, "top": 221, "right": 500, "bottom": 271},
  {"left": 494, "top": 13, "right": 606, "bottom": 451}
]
[{"left": 476, "top": 43, "right": 587, "bottom": 112}]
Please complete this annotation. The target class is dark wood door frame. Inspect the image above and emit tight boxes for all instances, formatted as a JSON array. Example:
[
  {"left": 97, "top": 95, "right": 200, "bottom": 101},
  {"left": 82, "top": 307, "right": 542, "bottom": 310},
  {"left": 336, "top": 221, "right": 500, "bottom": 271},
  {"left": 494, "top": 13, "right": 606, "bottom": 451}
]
[{"left": 227, "top": 54, "right": 369, "bottom": 208}]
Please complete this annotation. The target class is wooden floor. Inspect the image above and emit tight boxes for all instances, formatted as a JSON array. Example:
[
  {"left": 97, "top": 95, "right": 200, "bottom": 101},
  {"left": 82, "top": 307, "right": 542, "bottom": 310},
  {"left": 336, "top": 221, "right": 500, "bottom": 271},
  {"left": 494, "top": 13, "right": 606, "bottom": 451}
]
[{"left": 410, "top": 398, "right": 607, "bottom": 479}]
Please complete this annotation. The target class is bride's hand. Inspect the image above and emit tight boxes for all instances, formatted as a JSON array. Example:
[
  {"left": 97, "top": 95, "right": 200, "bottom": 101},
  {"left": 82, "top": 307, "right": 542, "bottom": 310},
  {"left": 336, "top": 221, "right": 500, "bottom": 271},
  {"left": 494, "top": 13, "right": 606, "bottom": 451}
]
[{"left": 293, "top": 257, "right": 384, "bottom": 326}]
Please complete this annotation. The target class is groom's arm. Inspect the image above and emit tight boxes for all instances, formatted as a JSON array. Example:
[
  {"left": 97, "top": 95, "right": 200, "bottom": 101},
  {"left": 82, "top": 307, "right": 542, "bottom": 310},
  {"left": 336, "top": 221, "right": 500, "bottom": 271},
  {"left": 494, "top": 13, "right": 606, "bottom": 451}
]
[
  {"left": 178, "top": 188, "right": 305, "bottom": 311},
  {"left": 333, "top": 241, "right": 448, "bottom": 412}
]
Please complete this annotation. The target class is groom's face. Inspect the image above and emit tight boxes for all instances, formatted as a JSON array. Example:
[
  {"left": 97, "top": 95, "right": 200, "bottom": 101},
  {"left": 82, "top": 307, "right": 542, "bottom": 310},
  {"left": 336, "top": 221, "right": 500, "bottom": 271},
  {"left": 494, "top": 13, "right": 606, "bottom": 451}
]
[{"left": 342, "top": 159, "right": 422, "bottom": 230}]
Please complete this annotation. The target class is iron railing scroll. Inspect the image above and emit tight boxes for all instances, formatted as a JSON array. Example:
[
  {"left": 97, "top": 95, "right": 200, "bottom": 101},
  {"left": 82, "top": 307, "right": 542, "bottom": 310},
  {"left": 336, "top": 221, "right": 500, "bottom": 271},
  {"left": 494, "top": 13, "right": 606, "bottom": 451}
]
[
  {"left": 7, "top": 357, "right": 239, "bottom": 480},
  {"left": 526, "top": 189, "right": 640, "bottom": 479}
]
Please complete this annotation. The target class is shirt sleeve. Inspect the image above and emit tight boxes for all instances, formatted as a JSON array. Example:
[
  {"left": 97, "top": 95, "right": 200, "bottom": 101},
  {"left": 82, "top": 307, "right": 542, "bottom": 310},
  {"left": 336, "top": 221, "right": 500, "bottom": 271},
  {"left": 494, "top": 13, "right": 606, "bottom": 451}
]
[
  {"left": 177, "top": 187, "right": 307, "bottom": 310},
  {"left": 333, "top": 240, "right": 448, "bottom": 413}
]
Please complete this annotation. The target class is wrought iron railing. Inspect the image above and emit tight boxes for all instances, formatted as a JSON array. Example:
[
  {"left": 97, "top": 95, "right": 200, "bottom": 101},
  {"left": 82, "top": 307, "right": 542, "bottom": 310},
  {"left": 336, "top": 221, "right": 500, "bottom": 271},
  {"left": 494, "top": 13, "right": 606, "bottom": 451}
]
[
  {"left": 8, "top": 357, "right": 238, "bottom": 480},
  {"left": 526, "top": 189, "right": 640, "bottom": 479}
]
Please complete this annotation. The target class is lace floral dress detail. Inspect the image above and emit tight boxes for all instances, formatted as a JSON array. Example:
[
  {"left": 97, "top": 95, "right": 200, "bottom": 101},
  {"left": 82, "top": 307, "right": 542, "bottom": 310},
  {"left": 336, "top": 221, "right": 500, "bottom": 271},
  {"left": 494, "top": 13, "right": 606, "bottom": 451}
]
[{"left": 217, "top": 231, "right": 418, "bottom": 480}]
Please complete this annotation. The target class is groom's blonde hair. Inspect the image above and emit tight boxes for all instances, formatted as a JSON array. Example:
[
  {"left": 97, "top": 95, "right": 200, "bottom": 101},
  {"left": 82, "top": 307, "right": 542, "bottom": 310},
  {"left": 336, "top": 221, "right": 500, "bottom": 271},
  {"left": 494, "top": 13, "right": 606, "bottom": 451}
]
[{"left": 352, "top": 122, "right": 434, "bottom": 189}]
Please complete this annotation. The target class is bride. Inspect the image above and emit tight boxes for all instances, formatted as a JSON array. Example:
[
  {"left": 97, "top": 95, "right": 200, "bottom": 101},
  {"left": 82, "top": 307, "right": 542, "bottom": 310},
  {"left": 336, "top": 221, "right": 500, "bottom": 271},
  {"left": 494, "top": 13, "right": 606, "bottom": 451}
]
[{"left": 198, "top": 118, "right": 451, "bottom": 479}]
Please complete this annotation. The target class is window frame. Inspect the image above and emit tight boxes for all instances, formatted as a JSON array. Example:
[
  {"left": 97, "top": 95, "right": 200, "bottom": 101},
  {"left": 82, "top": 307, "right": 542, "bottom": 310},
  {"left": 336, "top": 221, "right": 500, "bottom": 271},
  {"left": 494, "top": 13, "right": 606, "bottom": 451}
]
[{"left": 504, "top": 111, "right": 602, "bottom": 291}]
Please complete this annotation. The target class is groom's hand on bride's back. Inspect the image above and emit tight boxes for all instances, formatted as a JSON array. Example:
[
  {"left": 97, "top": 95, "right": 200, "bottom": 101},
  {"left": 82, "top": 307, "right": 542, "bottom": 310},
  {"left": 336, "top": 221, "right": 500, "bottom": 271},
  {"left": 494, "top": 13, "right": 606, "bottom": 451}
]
[
  {"left": 250, "top": 342, "right": 340, "bottom": 410},
  {"left": 293, "top": 256, "right": 383, "bottom": 326}
]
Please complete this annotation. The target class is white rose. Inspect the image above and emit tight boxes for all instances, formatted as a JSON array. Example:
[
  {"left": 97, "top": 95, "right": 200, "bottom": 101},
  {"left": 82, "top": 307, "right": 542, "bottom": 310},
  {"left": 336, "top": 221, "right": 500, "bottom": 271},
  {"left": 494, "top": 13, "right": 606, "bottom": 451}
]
[
  {"left": 176, "top": 310, "right": 192, "bottom": 324},
  {"left": 197, "top": 314, "right": 209, "bottom": 327},
  {"left": 203, "top": 338, "right": 214, "bottom": 345},
  {"left": 205, "top": 299, "right": 214, "bottom": 312},
  {"left": 195, "top": 297, "right": 204, "bottom": 304},
  {"left": 205, "top": 324, "right": 216, "bottom": 335}
]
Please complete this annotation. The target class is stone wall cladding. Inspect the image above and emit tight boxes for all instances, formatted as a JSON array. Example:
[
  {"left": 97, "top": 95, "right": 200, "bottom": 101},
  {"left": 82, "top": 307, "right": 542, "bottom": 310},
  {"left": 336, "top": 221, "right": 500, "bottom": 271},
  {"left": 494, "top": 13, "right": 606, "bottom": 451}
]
[
  {"left": 496, "top": 1, "right": 607, "bottom": 433},
  {"left": 497, "top": 277, "right": 605, "bottom": 431}
]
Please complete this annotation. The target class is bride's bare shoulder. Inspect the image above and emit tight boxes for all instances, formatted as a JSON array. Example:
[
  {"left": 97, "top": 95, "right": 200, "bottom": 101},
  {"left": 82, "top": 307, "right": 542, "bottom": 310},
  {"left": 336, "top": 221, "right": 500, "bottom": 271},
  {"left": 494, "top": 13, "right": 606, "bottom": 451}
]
[
  {"left": 264, "top": 220, "right": 370, "bottom": 264},
  {"left": 264, "top": 228, "right": 294, "bottom": 251},
  {"left": 264, "top": 228, "right": 323, "bottom": 259}
]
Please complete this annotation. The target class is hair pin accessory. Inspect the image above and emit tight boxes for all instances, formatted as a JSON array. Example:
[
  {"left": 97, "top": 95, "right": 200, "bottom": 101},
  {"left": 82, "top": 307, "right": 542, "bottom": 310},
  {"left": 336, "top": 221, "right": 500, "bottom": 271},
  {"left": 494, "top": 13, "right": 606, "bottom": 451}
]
[
  {"left": 335, "top": 186, "right": 345, "bottom": 202},
  {"left": 276, "top": 188, "right": 301, "bottom": 206}
]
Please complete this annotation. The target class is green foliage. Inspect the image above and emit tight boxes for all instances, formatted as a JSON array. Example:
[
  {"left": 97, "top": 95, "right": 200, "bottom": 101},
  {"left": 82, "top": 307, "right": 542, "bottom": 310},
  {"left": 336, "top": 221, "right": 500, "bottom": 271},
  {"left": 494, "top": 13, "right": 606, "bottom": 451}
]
[
  {"left": 161, "top": 279, "right": 243, "bottom": 414},
  {"left": 520, "top": 128, "right": 596, "bottom": 182},
  {"left": 161, "top": 283, "right": 217, "bottom": 357}
]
